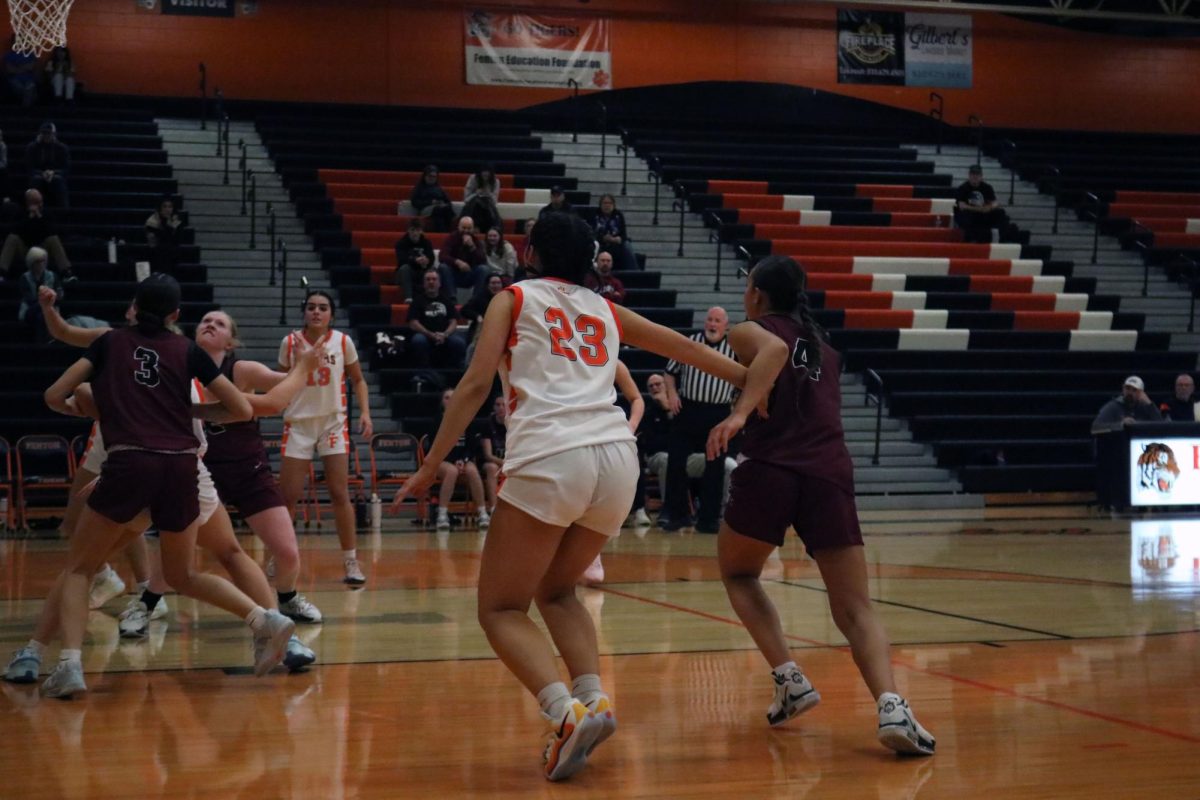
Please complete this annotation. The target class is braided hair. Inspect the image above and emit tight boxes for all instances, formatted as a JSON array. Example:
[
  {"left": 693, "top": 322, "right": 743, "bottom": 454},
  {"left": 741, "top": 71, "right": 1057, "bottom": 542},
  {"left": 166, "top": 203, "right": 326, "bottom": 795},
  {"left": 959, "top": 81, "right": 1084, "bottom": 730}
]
[{"left": 750, "top": 255, "right": 827, "bottom": 372}]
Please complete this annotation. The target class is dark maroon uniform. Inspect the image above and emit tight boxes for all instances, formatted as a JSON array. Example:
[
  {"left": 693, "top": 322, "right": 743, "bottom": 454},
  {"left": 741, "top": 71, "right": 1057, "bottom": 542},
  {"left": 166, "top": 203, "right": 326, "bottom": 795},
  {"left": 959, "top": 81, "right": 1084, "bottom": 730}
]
[
  {"left": 723, "top": 314, "right": 863, "bottom": 551},
  {"left": 84, "top": 325, "right": 221, "bottom": 531},
  {"left": 202, "top": 354, "right": 287, "bottom": 518}
]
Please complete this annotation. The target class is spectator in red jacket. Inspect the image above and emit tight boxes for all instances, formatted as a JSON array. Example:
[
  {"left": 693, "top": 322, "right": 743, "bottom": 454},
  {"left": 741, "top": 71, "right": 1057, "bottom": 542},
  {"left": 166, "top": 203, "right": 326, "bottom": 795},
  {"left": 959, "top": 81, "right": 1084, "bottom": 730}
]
[
  {"left": 436, "top": 215, "right": 488, "bottom": 296},
  {"left": 586, "top": 250, "right": 626, "bottom": 305}
]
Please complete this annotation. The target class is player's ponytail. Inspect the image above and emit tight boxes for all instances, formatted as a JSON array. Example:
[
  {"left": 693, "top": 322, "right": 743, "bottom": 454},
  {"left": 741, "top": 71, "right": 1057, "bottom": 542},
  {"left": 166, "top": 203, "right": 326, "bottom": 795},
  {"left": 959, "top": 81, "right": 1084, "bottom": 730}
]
[{"left": 749, "top": 255, "right": 827, "bottom": 372}]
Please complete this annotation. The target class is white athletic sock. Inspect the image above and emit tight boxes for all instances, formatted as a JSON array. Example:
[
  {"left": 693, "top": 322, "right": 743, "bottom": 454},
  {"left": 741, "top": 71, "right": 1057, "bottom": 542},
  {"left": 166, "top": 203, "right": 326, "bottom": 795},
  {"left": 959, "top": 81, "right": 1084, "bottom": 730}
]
[
  {"left": 343, "top": 549, "right": 357, "bottom": 562},
  {"left": 59, "top": 648, "right": 81, "bottom": 664},
  {"left": 244, "top": 606, "right": 268, "bottom": 633},
  {"left": 537, "top": 681, "right": 573, "bottom": 721},
  {"left": 771, "top": 660, "right": 798, "bottom": 679},
  {"left": 571, "top": 673, "right": 604, "bottom": 706},
  {"left": 27, "top": 639, "right": 47, "bottom": 657},
  {"left": 136, "top": 581, "right": 149, "bottom": 594}
]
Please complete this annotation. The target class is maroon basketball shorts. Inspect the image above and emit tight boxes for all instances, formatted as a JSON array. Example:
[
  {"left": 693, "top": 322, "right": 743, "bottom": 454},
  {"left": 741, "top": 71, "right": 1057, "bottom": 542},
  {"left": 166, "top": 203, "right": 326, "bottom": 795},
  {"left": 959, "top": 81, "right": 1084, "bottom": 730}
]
[
  {"left": 723, "top": 460, "right": 863, "bottom": 552},
  {"left": 205, "top": 456, "right": 286, "bottom": 518},
  {"left": 87, "top": 450, "right": 200, "bottom": 532}
]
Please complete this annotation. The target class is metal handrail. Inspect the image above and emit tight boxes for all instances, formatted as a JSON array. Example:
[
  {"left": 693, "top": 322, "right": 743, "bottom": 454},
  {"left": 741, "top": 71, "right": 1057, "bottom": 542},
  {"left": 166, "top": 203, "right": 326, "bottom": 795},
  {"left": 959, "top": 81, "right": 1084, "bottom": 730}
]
[
  {"left": 248, "top": 172, "right": 257, "bottom": 249},
  {"left": 1044, "top": 166, "right": 1061, "bottom": 234},
  {"left": 647, "top": 158, "right": 662, "bottom": 225},
  {"left": 214, "top": 89, "right": 225, "bottom": 155},
  {"left": 221, "top": 116, "right": 230, "bottom": 185},
  {"left": 864, "top": 369, "right": 884, "bottom": 466},
  {"left": 238, "top": 139, "right": 248, "bottom": 215},
  {"left": 567, "top": 78, "right": 580, "bottom": 143},
  {"left": 736, "top": 245, "right": 754, "bottom": 271},
  {"left": 267, "top": 205, "right": 277, "bottom": 285},
  {"left": 1001, "top": 139, "right": 1017, "bottom": 205},
  {"left": 1179, "top": 255, "right": 1200, "bottom": 333},
  {"left": 1081, "top": 191, "right": 1102, "bottom": 265},
  {"left": 277, "top": 241, "right": 289, "bottom": 324},
  {"left": 705, "top": 210, "right": 724, "bottom": 291},
  {"left": 597, "top": 101, "right": 608, "bottom": 169},
  {"left": 671, "top": 180, "right": 688, "bottom": 257},
  {"left": 968, "top": 114, "right": 984, "bottom": 164},
  {"left": 928, "top": 92, "right": 944, "bottom": 154},
  {"left": 1131, "top": 222, "right": 1152, "bottom": 296},
  {"left": 198, "top": 62, "right": 207, "bottom": 131},
  {"left": 616, "top": 126, "right": 631, "bottom": 196}
]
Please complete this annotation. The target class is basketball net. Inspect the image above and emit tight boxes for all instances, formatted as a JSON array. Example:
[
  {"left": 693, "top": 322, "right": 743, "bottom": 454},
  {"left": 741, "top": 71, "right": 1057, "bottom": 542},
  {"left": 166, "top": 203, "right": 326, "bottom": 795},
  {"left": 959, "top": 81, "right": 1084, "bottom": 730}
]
[{"left": 7, "top": 0, "right": 75, "bottom": 56}]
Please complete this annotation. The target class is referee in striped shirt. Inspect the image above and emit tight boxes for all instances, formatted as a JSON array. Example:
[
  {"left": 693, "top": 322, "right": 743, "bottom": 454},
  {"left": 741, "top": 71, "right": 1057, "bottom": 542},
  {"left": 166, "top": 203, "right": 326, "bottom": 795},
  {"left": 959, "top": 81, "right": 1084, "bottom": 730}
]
[{"left": 661, "top": 306, "right": 737, "bottom": 533}]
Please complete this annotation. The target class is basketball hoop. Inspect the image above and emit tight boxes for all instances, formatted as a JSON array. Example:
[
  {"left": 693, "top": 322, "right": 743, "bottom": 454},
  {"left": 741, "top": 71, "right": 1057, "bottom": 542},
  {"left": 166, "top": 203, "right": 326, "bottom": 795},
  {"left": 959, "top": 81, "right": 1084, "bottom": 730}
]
[{"left": 7, "top": 0, "right": 75, "bottom": 56}]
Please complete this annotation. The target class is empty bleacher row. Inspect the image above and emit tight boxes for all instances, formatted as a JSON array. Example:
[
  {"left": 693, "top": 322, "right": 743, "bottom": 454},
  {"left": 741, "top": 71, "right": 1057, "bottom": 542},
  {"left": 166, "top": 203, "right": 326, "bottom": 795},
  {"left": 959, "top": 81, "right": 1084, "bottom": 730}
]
[
  {"left": 625, "top": 123, "right": 1171, "bottom": 493},
  {"left": 0, "top": 105, "right": 219, "bottom": 453}
]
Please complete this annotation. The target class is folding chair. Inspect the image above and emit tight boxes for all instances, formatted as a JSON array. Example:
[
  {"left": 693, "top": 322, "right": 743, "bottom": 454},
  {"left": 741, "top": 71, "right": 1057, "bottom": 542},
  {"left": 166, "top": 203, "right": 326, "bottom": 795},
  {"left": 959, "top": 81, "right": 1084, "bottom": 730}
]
[
  {"left": 68, "top": 431, "right": 90, "bottom": 475},
  {"left": 15, "top": 434, "right": 73, "bottom": 529},
  {"left": 369, "top": 432, "right": 423, "bottom": 519},
  {"left": 418, "top": 434, "right": 477, "bottom": 528},
  {"left": 0, "top": 437, "right": 15, "bottom": 531}
]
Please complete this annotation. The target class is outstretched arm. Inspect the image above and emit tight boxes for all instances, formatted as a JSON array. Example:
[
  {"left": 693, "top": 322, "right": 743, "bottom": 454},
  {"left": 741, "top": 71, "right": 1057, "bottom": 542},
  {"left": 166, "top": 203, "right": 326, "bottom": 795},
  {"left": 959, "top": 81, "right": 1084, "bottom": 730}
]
[
  {"left": 39, "top": 286, "right": 110, "bottom": 347},
  {"left": 613, "top": 304, "right": 747, "bottom": 389}
]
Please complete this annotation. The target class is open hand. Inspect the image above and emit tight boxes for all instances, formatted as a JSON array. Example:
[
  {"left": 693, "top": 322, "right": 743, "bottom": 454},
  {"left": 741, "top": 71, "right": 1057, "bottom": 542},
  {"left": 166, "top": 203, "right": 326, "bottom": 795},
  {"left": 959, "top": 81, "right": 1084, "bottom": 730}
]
[
  {"left": 388, "top": 462, "right": 438, "bottom": 514},
  {"left": 706, "top": 411, "right": 747, "bottom": 460}
]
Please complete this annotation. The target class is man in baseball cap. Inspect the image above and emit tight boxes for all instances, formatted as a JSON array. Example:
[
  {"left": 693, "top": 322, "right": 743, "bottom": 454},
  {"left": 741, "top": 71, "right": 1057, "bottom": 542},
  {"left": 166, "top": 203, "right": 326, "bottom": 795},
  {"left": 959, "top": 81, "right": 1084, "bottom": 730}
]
[{"left": 1092, "top": 375, "right": 1160, "bottom": 435}]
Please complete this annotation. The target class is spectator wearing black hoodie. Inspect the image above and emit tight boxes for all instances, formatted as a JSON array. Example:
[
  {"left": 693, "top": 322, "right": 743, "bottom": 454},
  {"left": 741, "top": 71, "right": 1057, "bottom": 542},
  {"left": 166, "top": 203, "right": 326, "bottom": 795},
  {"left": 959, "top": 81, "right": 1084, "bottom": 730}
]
[{"left": 27, "top": 121, "right": 70, "bottom": 208}]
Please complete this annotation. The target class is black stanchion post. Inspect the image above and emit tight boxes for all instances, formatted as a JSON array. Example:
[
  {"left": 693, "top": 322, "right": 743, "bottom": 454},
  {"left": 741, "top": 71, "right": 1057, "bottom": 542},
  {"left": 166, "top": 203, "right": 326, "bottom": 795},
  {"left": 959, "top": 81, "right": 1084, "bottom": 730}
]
[
  {"left": 1092, "top": 216, "right": 1100, "bottom": 265},
  {"left": 214, "top": 89, "right": 224, "bottom": 155},
  {"left": 652, "top": 176, "right": 660, "bottom": 226},
  {"left": 708, "top": 211, "right": 722, "bottom": 292},
  {"left": 968, "top": 114, "right": 983, "bottom": 165},
  {"left": 222, "top": 118, "right": 230, "bottom": 185},
  {"left": 929, "top": 92, "right": 944, "bottom": 155},
  {"left": 238, "top": 140, "right": 247, "bottom": 215},
  {"left": 674, "top": 182, "right": 686, "bottom": 257},
  {"left": 598, "top": 101, "right": 607, "bottom": 169},
  {"left": 278, "top": 241, "right": 288, "bottom": 324},
  {"left": 1003, "top": 139, "right": 1016, "bottom": 205},
  {"left": 249, "top": 172, "right": 257, "bottom": 249},
  {"left": 268, "top": 204, "right": 276, "bottom": 285},
  {"left": 567, "top": 78, "right": 580, "bottom": 143},
  {"left": 198, "top": 62, "right": 207, "bottom": 131},
  {"left": 618, "top": 127, "right": 629, "bottom": 196},
  {"left": 1046, "top": 166, "right": 1061, "bottom": 234}
]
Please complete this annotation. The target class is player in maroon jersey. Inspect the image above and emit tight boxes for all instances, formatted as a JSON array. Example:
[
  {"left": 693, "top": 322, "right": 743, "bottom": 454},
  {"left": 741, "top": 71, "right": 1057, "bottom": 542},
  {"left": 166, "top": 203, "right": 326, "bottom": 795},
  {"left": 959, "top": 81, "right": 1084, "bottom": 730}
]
[
  {"left": 707, "top": 256, "right": 936, "bottom": 755},
  {"left": 39, "top": 275, "right": 296, "bottom": 697}
]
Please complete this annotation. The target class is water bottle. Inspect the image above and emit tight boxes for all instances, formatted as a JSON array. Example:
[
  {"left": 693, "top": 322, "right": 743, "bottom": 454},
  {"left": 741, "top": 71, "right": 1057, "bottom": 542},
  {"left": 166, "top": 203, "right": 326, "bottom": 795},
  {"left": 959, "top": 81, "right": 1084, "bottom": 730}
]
[
  {"left": 370, "top": 493, "right": 382, "bottom": 530},
  {"left": 107, "top": 237, "right": 117, "bottom": 264}
]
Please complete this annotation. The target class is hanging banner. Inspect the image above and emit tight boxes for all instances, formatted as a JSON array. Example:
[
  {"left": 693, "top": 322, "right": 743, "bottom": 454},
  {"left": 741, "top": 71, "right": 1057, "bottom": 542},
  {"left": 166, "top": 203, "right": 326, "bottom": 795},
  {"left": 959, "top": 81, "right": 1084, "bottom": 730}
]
[
  {"left": 904, "top": 13, "right": 972, "bottom": 88},
  {"left": 160, "top": 0, "right": 236, "bottom": 17},
  {"left": 837, "top": 11, "right": 905, "bottom": 85},
  {"left": 464, "top": 9, "right": 611, "bottom": 90},
  {"left": 838, "top": 10, "right": 972, "bottom": 88}
]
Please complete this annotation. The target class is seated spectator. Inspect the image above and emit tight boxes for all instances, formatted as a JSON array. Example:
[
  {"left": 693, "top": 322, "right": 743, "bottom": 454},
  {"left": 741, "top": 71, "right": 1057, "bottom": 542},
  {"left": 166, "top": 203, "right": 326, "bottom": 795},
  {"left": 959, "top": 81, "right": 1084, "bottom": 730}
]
[
  {"left": 585, "top": 250, "right": 626, "bottom": 304},
  {"left": 1092, "top": 375, "right": 1162, "bottom": 433},
  {"left": 1, "top": 188, "right": 72, "bottom": 281},
  {"left": 460, "top": 272, "right": 505, "bottom": 362},
  {"left": 437, "top": 215, "right": 487, "bottom": 295},
  {"left": 145, "top": 195, "right": 184, "bottom": 275},
  {"left": 411, "top": 164, "right": 454, "bottom": 233},
  {"left": 408, "top": 269, "right": 466, "bottom": 369},
  {"left": 479, "top": 394, "right": 507, "bottom": 514},
  {"left": 427, "top": 386, "right": 490, "bottom": 531},
  {"left": 538, "top": 185, "right": 573, "bottom": 220},
  {"left": 483, "top": 226, "right": 517, "bottom": 280},
  {"left": 44, "top": 46, "right": 76, "bottom": 104},
  {"left": 3, "top": 36, "right": 36, "bottom": 108},
  {"left": 1161, "top": 373, "right": 1198, "bottom": 421},
  {"left": 514, "top": 217, "right": 538, "bottom": 281},
  {"left": 461, "top": 165, "right": 501, "bottom": 233},
  {"left": 18, "top": 246, "right": 61, "bottom": 343},
  {"left": 393, "top": 219, "right": 436, "bottom": 299},
  {"left": 27, "top": 121, "right": 70, "bottom": 208},
  {"left": 593, "top": 193, "right": 637, "bottom": 271},
  {"left": 954, "top": 165, "right": 1007, "bottom": 244}
]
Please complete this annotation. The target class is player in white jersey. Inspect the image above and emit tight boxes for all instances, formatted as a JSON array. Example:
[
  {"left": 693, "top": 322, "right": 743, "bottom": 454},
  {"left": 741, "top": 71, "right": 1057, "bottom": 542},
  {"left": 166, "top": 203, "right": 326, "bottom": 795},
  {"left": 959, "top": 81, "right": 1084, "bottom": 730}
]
[
  {"left": 277, "top": 290, "right": 373, "bottom": 585},
  {"left": 390, "top": 213, "right": 783, "bottom": 782}
]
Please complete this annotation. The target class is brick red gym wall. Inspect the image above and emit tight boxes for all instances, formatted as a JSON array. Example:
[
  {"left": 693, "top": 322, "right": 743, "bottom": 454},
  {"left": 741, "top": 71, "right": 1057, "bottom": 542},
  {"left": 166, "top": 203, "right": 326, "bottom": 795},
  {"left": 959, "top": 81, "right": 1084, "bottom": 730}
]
[{"left": 61, "top": 0, "right": 1200, "bottom": 132}]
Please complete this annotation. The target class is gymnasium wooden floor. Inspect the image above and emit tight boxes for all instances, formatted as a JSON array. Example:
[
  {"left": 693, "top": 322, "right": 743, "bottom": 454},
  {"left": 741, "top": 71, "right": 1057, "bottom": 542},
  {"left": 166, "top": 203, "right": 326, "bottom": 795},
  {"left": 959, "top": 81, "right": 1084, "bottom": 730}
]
[{"left": 1, "top": 507, "right": 1199, "bottom": 799}]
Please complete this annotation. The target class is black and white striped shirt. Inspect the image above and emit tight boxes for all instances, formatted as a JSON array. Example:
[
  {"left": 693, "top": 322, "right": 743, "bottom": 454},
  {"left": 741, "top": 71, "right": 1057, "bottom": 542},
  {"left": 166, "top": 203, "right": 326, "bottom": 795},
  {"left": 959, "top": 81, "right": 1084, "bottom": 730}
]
[{"left": 666, "top": 333, "right": 737, "bottom": 405}]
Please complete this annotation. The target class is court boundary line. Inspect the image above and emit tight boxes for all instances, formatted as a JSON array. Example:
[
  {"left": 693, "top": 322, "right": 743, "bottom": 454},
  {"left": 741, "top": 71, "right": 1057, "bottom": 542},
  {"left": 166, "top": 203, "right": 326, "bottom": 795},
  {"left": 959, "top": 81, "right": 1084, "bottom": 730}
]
[{"left": 599, "top": 585, "right": 1200, "bottom": 745}]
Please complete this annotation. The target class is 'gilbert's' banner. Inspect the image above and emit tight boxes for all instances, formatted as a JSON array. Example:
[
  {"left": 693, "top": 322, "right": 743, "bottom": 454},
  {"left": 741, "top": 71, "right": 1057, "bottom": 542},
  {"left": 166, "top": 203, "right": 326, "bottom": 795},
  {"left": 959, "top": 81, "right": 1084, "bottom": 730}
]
[
  {"left": 837, "top": 10, "right": 971, "bottom": 88},
  {"left": 465, "top": 9, "right": 612, "bottom": 90}
]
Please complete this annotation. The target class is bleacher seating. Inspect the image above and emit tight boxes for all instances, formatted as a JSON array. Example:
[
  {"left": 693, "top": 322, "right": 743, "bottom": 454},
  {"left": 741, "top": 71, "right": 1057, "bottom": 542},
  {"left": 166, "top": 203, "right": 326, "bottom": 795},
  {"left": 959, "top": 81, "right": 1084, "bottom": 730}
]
[
  {"left": 0, "top": 105, "right": 219, "bottom": 452},
  {"left": 619, "top": 122, "right": 1183, "bottom": 494}
]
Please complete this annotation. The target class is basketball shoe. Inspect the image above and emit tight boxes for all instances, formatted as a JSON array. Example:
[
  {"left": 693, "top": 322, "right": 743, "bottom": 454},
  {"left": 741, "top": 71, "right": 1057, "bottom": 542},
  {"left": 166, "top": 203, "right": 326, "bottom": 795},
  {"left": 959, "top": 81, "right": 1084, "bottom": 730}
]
[
  {"left": 282, "top": 635, "right": 316, "bottom": 672},
  {"left": 542, "top": 700, "right": 603, "bottom": 781},
  {"left": 280, "top": 593, "right": 324, "bottom": 623},
  {"left": 41, "top": 660, "right": 86, "bottom": 699},
  {"left": 4, "top": 645, "right": 42, "bottom": 684},
  {"left": 252, "top": 610, "right": 296, "bottom": 677},
  {"left": 343, "top": 558, "right": 366, "bottom": 586},
  {"left": 580, "top": 555, "right": 605, "bottom": 586},
  {"left": 876, "top": 692, "right": 936, "bottom": 755},
  {"left": 88, "top": 565, "right": 125, "bottom": 610},
  {"left": 584, "top": 694, "right": 617, "bottom": 755},
  {"left": 118, "top": 597, "right": 169, "bottom": 638},
  {"left": 766, "top": 666, "right": 821, "bottom": 726}
]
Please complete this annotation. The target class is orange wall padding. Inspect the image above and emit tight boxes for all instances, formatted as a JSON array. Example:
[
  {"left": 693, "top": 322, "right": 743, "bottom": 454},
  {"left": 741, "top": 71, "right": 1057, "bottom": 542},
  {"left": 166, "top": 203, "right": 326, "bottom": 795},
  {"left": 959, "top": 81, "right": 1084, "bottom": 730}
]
[{"left": 60, "top": 0, "right": 1200, "bottom": 132}]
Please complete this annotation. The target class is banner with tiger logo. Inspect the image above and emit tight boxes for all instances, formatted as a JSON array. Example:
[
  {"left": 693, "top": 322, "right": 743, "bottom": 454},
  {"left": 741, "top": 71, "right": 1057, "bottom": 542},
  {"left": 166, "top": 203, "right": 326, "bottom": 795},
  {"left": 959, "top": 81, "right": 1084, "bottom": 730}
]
[
  {"left": 1129, "top": 438, "right": 1200, "bottom": 506},
  {"left": 465, "top": 10, "right": 611, "bottom": 90}
]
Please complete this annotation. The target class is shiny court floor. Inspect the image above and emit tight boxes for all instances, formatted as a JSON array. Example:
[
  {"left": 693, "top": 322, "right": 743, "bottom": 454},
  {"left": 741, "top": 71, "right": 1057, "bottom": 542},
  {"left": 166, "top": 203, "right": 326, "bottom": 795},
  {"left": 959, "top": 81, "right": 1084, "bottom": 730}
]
[{"left": 1, "top": 508, "right": 1198, "bottom": 799}]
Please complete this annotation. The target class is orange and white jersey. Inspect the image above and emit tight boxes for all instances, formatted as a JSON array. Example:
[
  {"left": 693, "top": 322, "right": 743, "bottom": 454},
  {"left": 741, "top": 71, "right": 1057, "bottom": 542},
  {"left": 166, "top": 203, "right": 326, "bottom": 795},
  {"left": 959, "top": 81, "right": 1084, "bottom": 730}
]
[
  {"left": 276, "top": 329, "right": 359, "bottom": 421},
  {"left": 499, "top": 278, "right": 634, "bottom": 472}
]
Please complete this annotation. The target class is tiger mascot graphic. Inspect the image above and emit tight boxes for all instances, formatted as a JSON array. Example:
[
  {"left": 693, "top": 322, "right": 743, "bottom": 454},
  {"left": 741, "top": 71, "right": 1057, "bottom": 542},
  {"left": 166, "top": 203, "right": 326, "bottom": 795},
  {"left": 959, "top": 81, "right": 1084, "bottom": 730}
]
[{"left": 1137, "top": 443, "right": 1180, "bottom": 494}]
